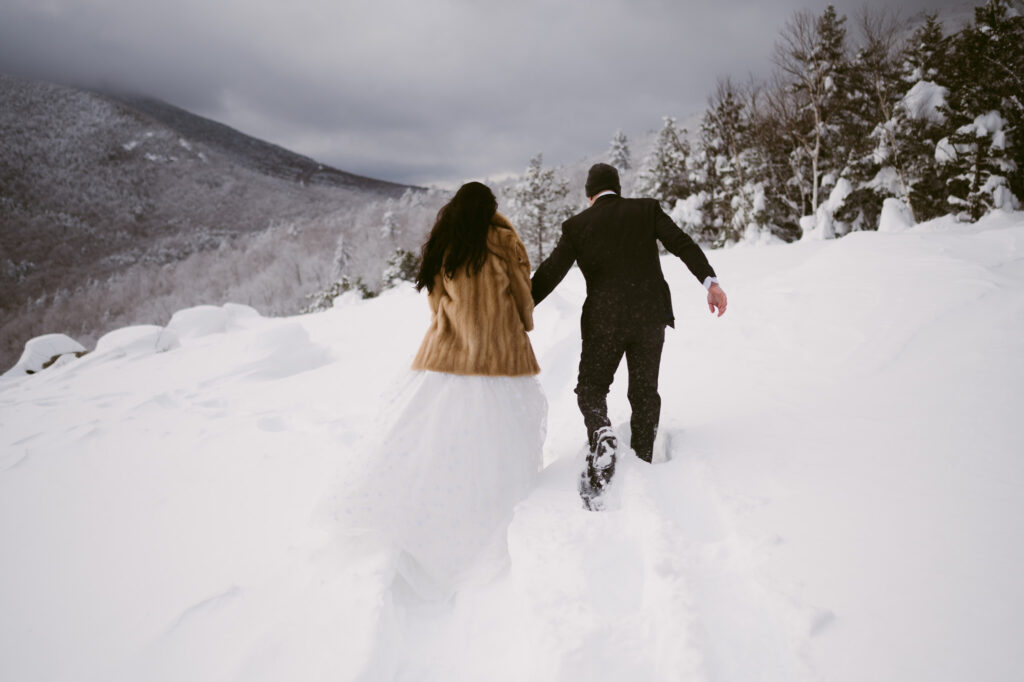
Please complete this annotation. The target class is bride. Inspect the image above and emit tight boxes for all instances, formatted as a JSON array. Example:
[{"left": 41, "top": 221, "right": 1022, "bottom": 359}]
[{"left": 327, "top": 181, "right": 547, "bottom": 599}]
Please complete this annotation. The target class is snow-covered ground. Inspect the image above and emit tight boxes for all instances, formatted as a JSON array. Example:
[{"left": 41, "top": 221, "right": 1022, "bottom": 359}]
[{"left": 2, "top": 211, "right": 1023, "bottom": 682}]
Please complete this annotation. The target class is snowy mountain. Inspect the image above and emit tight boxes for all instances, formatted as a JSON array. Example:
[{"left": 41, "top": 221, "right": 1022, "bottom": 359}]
[
  {"left": 2, "top": 209, "right": 1022, "bottom": 681},
  {"left": 0, "top": 74, "right": 419, "bottom": 370},
  {"left": 97, "top": 90, "right": 413, "bottom": 192}
]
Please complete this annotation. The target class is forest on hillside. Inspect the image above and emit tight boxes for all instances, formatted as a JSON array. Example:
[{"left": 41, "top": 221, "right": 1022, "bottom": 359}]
[{"left": 501, "top": 0, "right": 1022, "bottom": 261}]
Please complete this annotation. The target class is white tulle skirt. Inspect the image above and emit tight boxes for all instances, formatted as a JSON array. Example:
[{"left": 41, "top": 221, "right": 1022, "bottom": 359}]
[{"left": 318, "top": 370, "right": 547, "bottom": 599}]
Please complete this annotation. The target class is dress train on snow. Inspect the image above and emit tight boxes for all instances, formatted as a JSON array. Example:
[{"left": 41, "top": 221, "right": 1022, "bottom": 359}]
[{"left": 316, "top": 370, "right": 546, "bottom": 599}]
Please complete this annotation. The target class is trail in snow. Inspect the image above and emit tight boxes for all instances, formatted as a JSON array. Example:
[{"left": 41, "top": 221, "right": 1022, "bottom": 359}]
[
  {"left": 293, "top": 429, "right": 810, "bottom": 682},
  {"left": 2, "top": 212, "right": 1023, "bottom": 681}
]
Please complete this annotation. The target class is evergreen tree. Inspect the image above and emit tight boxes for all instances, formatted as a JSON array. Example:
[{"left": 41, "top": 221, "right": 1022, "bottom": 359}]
[
  {"left": 773, "top": 5, "right": 851, "bottom": 233},
  {"left": 895, "top": 14, "right": 953, "bottom": 222},
  {"left": 505, "top": 153, "right": 572, "bottom": 262},
  {"left": 608, "top": 129, "right": 631, "bottom": 171},
  {"left": 695, "top": 110, "right": 728, "bottom": 244},
  {"left": 752, "top": 78, "right": 807, "bottom": 240},
  {"left": 302, "top": 275, "right": 376, "bottom": 312},
  {"left": 330, "top": 235, "right": 351, "bottom": 281},
  {"left": 903, "top": 12, "right": 948, "bottom": 83},
  {"left": 695, "top": 79, "right": 761, "bottom": 245},
  {"left": 835, "top": 8, "right": 907, "bottom": 231},
  {"left": 379, "top": 202, "right": 399, "bottom": 241},
  {"left": 635, "top": 116, "right": 693, "bottom": 210},
  {"left": 381, "top": 247, "right": 420, "bottom": 289},
  {"left": 940, "top": 0, "right": 1023, "bottom": 220},
  {"left": 815, "top": 4, "right": 856, "bottom": 185}
]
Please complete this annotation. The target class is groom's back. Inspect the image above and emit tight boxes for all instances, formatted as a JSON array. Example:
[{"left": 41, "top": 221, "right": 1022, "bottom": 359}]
[
  {"left": 532, "top": 191, "right": 713, "bottom": 328},
  {"left": 564, "top": 195, "right": 666, "bottom": 289},
  {"left": 563, "top": 194, "right": 673, "bottom": 326}
]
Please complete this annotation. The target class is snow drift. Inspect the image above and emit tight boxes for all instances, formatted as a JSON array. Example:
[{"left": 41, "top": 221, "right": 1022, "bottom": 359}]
[{"left": 2, "top": 211, "right": 1023, "bottom": 682}]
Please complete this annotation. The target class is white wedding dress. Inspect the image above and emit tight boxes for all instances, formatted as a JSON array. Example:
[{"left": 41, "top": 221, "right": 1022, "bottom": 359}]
[{"left": 318, "top": 369, "right": 547, "bottom": 599}]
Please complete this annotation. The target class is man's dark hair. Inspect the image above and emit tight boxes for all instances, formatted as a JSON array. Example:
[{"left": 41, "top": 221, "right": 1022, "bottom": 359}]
[
  {"left": 585, "top": 163, "right": 621, "bottom": 198},
  {"left": 415, "top": 181, "right": 498, "bottom": 292}
]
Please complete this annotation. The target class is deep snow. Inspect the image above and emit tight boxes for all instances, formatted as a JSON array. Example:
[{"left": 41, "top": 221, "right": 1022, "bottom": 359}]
[{"left": 2, "top": 211, "right": 1023, "bottom": 681}]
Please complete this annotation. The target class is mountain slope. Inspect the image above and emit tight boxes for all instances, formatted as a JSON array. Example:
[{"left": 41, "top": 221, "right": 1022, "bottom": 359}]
[
  {"left": 98, "top": 90, "right": 411, "bottom": 192},
  {"left": 0, "top": 74, "right": 421, "bottom": 369},
  {"left": 2, "top": 210, "right": 1022, "bottom": 681}
]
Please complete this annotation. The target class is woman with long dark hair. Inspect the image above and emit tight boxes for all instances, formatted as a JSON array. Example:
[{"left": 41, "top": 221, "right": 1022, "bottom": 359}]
[
  {"left": 326, "top": 182, "right": 546, "bottom": 600},
  {"left": 411, "top": 181, "right": 541, "bottom": 376}
]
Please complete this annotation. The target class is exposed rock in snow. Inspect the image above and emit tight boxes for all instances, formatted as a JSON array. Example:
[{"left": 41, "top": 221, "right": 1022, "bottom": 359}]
[{"left": 2, "top": 333, "right": 86, "bottom": 378}]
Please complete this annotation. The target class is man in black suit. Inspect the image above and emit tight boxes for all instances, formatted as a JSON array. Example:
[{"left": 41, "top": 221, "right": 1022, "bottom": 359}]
[{"left": 531, "top": 163, "right": 727, "bottom": 508}]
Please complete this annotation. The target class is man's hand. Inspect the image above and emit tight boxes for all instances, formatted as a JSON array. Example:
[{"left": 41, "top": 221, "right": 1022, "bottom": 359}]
[{"left": 707, "top": 283, "right": 727, "bottom": 317}]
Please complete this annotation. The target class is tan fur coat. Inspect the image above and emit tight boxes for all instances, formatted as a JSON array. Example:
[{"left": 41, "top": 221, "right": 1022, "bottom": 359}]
[{"left": 411, "top": 213, "right": 540, "bottom": 376}]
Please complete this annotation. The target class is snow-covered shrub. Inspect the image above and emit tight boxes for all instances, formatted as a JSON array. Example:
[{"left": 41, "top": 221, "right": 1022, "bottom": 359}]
[
  {"left": 302, "top": 277, "right": 376, "bottom": 313},
  {"left": 381, "top": 248, "right": 421, "bottom": 290}
]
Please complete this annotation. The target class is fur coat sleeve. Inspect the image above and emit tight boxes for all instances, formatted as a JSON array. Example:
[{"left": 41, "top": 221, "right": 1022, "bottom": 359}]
[
  {"left": 501, "top": 221, "right": 535, "bottom": 333},
  {"left": 411, "top": 213, "right": 541, "bottom": 376}
]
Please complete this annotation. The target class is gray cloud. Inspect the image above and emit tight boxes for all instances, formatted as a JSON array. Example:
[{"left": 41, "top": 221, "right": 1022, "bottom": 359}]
[{"left": 1, "top": 0, "right": 972, "bottom": 186}]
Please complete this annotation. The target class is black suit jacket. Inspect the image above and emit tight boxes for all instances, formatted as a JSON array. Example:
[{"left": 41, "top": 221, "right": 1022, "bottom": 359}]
[{"left": 531, "top": 194, "right": 715, "bottom": 331}]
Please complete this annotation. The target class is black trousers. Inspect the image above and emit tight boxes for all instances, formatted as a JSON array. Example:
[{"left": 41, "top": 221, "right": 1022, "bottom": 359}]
[{"left": 575, "top": 322, "right": 666, "bottom": 462}]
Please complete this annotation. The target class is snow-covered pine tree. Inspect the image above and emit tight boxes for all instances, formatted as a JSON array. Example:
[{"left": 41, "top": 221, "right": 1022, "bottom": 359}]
[
  {"left": 331, "top": 234, "right": 351, "bottom": 282},
  {"left": 939, "top": 0, "right": 1023, "bottom": 220},
  {"left": 749, "top": 79, "right": 805, "bottom": 240},
  {"left": 894, "top": 13, "right": 952, "bottom": 222},
  {"left": 380, "top": 201, "right": 399, "bottom": 241},
  {"left": 772, "top": 5, "right": 851, "bottom": 235},
  {"left": 381, "top": 247, "right": 420, "bottom": 289},
  {"left": 728, "top": 90, "right": 775, "bottom": 243},
  {"left": 505, "top": 153, "right": 572, "bottom": 262},
  {"left": 608, "top": 129, "right": 631, "bottom": 171},
  {"left": 693, "top": 125, "right": 721, "bottom": 243},
  {"left": 834, "top": 8, "right": 908, "bottom": 232},
  {"left": 300, "top": 235, "right": 355, "bottom": 313},
  {"left": 903, "top": 11, "right": 948, "bottom": 83},
  {"left": 301, "top": 275, "right": 376, "bottom": 312},
  {"left": 635, "top": 116, "right": 693, "bottom": 211},
  {"left": 694, "top": 79, "right": 760, "bottom": 245}
]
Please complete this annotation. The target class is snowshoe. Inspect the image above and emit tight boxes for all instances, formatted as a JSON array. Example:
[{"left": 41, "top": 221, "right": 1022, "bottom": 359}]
[
  {"left": 578, "top": 468, "right": 606, "bottom": 511},
  {"left": 578, "top": 429, "right": 618, "bottom": 511}
]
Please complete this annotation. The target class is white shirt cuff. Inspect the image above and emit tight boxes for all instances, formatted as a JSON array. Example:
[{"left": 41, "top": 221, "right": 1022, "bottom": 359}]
[{"left": 703, "top": 276, "right": 719, "bottom": 291}]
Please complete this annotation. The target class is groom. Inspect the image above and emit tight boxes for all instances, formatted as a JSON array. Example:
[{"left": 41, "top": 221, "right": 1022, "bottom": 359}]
[{"left": 531, "top": 163, "right": 727, "bottom": 509}]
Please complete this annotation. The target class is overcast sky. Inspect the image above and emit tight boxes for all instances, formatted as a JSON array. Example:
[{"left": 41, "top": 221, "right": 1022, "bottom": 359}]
[{"left": 1, "top": 0, "right": 970, "bottom": 187}]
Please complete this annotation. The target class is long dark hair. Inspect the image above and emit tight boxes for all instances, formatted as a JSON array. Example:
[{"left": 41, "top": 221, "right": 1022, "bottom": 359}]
[{"left": 415, "top": 181, "right": 497, "bottom": 292}]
